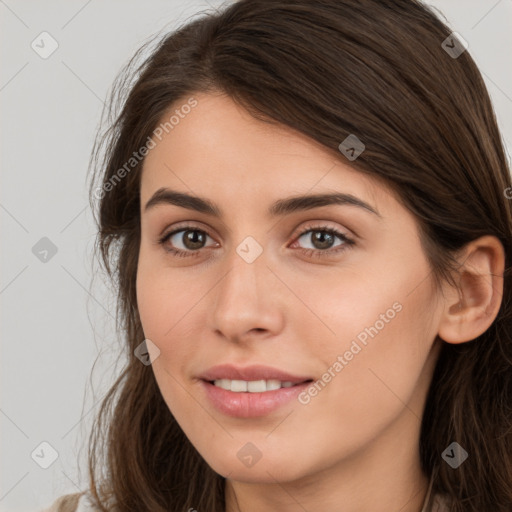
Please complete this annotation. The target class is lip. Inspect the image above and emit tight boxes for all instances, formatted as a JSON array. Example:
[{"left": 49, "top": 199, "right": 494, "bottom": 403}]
[
  {"left": 197, "top": 364, "right": 314, "bottom": 418},
  {"left": 200, "top": 379, "right": 312, "bottom": 418},
  {"left": 198, "top": 364, "right": 313, "bottom": 384}
]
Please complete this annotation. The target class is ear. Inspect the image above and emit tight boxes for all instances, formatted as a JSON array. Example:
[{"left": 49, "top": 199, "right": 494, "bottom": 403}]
[{"left": 437, "top": 235, "right": 505, "bottom": 344}]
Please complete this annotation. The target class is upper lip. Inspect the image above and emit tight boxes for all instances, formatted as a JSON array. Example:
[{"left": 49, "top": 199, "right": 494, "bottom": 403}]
[{"left": 199, "top": 364, "right": 313, "bottom": 384}]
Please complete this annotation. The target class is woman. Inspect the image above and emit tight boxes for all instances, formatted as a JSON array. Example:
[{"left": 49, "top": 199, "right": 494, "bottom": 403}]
[{"left": 43, "top": 0, "right": 512, "bottom": 510}]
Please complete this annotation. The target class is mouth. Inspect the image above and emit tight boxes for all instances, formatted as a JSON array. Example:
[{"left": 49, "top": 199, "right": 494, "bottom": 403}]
[
  {"left": 197, "top": 364, "right": 315, "bottom": 417},
  {"left": 203, "top": 378, "right": 314, "bottom": 393},
  {"left": 198, "top": 363, "right": 314, "bottom": 386}
]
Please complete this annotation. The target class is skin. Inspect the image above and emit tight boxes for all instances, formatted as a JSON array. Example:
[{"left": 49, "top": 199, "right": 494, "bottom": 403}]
[{"left": 136, "top": 92, "right": 504, "bottom": 512}]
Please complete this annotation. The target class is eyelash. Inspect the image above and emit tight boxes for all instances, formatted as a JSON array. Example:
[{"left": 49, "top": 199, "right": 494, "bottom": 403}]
[{"left": 157, "top": 224, "right": 355, "bottom": 259}]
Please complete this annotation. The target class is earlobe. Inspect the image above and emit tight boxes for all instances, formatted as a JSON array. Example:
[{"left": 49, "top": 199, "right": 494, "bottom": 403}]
[{"left": 437, "top": 235, "right": 505, "bottom": 344}]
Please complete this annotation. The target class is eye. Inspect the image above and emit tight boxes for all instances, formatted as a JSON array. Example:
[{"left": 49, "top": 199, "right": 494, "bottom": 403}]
[
  {"left": 157, "top": 223, "right": 355, "bottom": 259},
  {"left": 158, "top": 227, "right": 217, "bottom": 258},
  {"left": 291, "top": 225, "right": 355, "bottom": 258}
]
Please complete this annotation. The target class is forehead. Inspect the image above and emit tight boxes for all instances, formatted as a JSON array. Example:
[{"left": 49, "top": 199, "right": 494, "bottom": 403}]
[{"left": 140, "top": 92, "right": 389, "bottom": 214}]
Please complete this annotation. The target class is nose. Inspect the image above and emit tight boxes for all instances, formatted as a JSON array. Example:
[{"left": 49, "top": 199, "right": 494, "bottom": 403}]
[{"left": 209, "top": 244, "right": 285, "bottom": 344}]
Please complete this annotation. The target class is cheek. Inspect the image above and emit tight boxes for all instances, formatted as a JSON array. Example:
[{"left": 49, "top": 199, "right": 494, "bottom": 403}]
[
  {"left": 289, "top": 262, "right": 418, "bottom": 356},
  {"left": 136, "top": 252, "right": 198, "bottom": 340},
  {"left": 136, "top": 263, "right": 169, "bottom": 340},
  {"left": 135, "top": 257, "right": 213, "bottom": 388},
  {"left": 135, "top": 264, "right": 195, "bottom": 413},
  {"left": 318, "top": 278, "right": 438, "bottom": 433},
  {"left": 299, "top": 254, "right": 439, "bottom": 406}
]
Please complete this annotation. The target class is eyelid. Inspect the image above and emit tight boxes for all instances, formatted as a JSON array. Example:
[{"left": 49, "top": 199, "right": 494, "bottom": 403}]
[
  {"left": 159, "top": 219, "right": 353, "bottom": 241},
  {"left": 157, "top": 221, "right": 217, "bottom": 247},
  {"left": 289, "top": 220, "right": 354, "bottom": 242}
]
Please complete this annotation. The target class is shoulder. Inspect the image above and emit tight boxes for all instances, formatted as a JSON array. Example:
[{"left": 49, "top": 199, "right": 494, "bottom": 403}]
[{"left": 41, "top": 492, "right": 99, "bottom": 512}]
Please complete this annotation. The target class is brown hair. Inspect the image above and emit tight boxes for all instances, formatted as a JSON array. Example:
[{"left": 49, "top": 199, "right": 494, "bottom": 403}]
[{"left": 85, "top": 0, "right": 512, "bottom": 510}]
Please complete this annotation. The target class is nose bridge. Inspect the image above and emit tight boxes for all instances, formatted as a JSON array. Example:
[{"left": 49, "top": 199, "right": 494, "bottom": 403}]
[
  {"left": 217, "top": 237, "right": 266, "bottom": 314},
  {"left": 210, "top": 234, "right": 282, "bottom": 340}
]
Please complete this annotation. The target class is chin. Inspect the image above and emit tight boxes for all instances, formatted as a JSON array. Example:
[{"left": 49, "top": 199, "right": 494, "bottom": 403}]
[{"left": 205, "top": 450, "right": 308, "bottom": 484}]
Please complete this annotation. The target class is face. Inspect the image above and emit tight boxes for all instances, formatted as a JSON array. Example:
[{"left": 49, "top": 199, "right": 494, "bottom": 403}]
[{"left": 136, "top": 92, "right": 444, "bottom": 484}]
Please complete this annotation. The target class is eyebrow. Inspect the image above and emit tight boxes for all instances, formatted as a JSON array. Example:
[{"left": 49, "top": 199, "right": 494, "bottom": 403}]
[{"left": 144, "top": 187, "right": 381, "bottom": 218}]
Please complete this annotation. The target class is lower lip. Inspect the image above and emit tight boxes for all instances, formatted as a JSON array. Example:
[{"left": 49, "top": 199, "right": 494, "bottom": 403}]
[{"left": 200, "top": 380, "right": 311, "bottom": 418}]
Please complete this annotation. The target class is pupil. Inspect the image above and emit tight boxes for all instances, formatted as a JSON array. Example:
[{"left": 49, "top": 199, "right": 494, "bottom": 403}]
[
  {"left": 313, "top": 231, "right": 333, "bottom": 249},
  {"left": 184, "top": 230, "right": 205, "bottom": 249}
]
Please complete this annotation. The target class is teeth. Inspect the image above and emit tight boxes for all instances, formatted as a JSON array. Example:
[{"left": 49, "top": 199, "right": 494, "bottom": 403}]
[
  {"left": 231, "top": 379, "right": 247, "bottom": 392},
  {"left": 213, "top": 379, "right": 297, "bottom": 392}
]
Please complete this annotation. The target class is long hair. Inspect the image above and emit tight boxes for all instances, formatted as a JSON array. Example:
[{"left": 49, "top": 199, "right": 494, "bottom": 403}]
[{"left": 86, "top": 1, "right": 512, "bottom": 510}]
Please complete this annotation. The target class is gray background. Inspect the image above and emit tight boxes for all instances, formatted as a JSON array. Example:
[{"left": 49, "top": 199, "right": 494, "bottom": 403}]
[{"left": 1, "top": 1, "right": 511, "bottom": 510}]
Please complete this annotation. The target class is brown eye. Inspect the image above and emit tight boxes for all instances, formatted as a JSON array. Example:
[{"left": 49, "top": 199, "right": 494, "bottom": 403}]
[
  {"left": 180, "top": 230, "right": 207, "bottom": 250},
  {"left": 304, "top": 231, "right": 336, "bottom": 250},
  {"left": 159, "top": 228, "right": 216, "bottom": 254},
  {"left": 290, "top": 225, "right": 356, "bottom": 259},
  {"left": 296, "top": 228, "right": 348, "bottom": 251}
]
